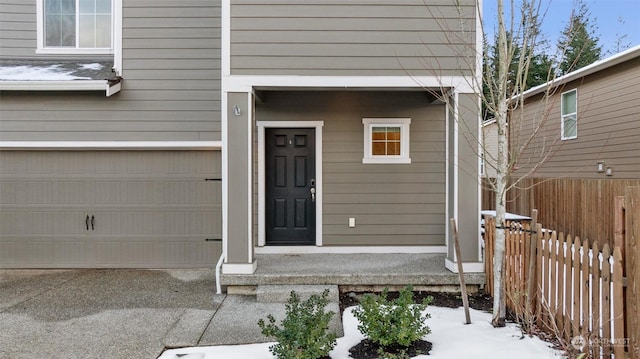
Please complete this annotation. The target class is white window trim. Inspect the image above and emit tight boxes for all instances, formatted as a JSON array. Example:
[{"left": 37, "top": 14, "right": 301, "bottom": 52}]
[
  {"left": 36, "top": 0, "right": 117, "bottom": 55},
  {"left": 362, "top": 118, "right": 411, "bottom": 164},
  {"left": 561, "top": 89, "right": 577, "bottom": 140}
]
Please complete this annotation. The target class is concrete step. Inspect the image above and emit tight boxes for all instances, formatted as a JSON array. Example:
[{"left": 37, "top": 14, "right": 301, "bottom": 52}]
[{"left": 256, "top": 284, "right": 339, "bottom": 303}]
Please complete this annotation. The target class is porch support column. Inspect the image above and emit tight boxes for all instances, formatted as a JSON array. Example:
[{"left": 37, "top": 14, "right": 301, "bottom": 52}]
[
  {"left": 222, "top": 91, "right": 256, "bottom": 274},
  {"left": 446, "top": 91, "right": 482, "bottom": 273}
]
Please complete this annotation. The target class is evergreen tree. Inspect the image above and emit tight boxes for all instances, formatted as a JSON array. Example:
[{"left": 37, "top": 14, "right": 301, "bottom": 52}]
[
  {"left": 557, "top": 0, "right": 602, "bottom": 74},
  {"left": 483, "top": 31, "right": 553, "bottom": 121}
]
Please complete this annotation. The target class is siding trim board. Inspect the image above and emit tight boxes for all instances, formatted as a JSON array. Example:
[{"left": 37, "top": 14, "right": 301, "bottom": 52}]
[
  {"left": 225, "top": 75, "right": 477, "bottom": 93},
  {"left": 0, "top": 141, "right": 222, "bottom": 150}
]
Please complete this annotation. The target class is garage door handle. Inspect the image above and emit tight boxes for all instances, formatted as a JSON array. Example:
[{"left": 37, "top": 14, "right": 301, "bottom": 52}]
[
  {"left": 91, "top": 215, "right": 95, "bottom": 231},
  {"left": 86, "top": 215, "right": 90, "bottom": 231}
]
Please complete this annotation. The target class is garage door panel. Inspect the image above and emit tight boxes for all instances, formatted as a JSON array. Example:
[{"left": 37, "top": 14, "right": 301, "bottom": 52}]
[
  {"left": 26, "top": 182, "right": 54, "bottom": 205},
  {"left": 0, "top": 181, "right": 18, "bottom": 204},
  {"left": 53, "top": 241, "right": 87, "bottom": 267},
  {"left": 53, "top": 181, "right": 89, "bottom": 204},
  {"left": 125, "top": 181, "right": 158, "bottom": 205},
  {"left": 53, "top": 211, "right": 88, "bottom": 235},
  {"left": 95, "top": 182, "right": 125, "bottom": 205},
  {"left": 0, "top": 150, "right": 222, "bottom": 268},
  {"left": 0, "top": 212, "right": 19, "bottom": 234}
]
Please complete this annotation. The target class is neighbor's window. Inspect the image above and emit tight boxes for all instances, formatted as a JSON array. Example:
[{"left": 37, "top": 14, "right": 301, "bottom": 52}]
[
  {"left": 38, "top": 0, "right": 113, "bottom": 53},
  {"left": 362, "top": 118, "right": 411, "bottom": 164},
  {"left": 561, "top": 89, "right": 577, "bottom": 140}
]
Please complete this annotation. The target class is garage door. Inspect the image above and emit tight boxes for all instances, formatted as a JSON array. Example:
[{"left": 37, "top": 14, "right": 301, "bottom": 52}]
[{"left": 0, "top": 151, "right": 222, "bottom": 268}]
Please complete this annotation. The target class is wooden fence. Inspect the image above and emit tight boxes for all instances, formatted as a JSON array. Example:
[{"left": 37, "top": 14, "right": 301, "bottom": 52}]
[
  {"left": 482, "top": 178, "right": 640, "bottom": 248},
  {"left": 483, "top": 186, "right": 639, "bottom": 358}
]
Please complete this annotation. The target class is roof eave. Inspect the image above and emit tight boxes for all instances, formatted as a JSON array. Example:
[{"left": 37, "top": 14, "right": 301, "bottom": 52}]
[
  {"left": 0, "top": 79, "right": 121, "bottom": 96},
  {"left": 517, "top": 44, "right": 640, "bottom": 101}
]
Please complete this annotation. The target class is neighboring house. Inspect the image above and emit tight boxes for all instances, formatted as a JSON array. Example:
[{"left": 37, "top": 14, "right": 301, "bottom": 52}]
[
  {"left": 511, "top": 45, "right": 640, "bottom": 179},
  {"left": 481, "top": 119, "right": 498, "bottom": 178},
  {"left": 0, "top": 1, "right": 482, "bottom": 275}
]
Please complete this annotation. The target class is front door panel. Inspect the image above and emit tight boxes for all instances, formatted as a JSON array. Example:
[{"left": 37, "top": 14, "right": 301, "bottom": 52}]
[{"left": 265, "top": 128, "right": 316, "bottom": 245}]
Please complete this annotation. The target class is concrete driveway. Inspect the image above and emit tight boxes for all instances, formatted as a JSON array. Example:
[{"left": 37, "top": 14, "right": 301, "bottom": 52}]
[{"left": 0, "top": 269, "right": 223, "bottom": 359}]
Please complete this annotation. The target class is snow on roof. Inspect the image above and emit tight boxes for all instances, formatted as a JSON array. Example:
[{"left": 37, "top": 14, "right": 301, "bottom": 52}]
[{"left": 0, "top": 60, "right": 116, "bottom": 82}]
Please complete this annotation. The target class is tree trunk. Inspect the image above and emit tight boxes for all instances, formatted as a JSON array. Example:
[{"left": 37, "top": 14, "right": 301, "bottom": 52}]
[{"left": 492, "top": 0, "right": 509, "bottom": 328}]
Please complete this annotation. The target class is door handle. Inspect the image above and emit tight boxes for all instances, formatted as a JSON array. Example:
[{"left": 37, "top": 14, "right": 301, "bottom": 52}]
[
  {"left": 91, "top": 215, "right": 95, "bottom": 231},
  {"left": 310, "top": 188, "right": 316, "bottom": 202},
  {"left": 86, "top": 215, "right": 90, "bottom": 231}
]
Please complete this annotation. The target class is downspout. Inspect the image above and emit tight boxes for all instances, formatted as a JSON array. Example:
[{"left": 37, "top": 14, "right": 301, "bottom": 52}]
[{"left": 215, "top": 252, "right": 224, "bottom": 294}]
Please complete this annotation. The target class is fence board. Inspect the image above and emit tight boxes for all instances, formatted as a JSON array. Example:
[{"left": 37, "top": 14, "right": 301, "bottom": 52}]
[
  {"left": 626, "top": 187, "right": 640, "bottom": 359},
  {"left": 564, "top": 235, "right": 574, "bottom": 342},
  {"left": 550, "top": 231, "right": 558, "bottom": 331},
  {"left": 573, "top": 238, "right": 581, "bottom": 339},
  {"left": 602, "top": 244, "right": 612, "bottom": 358},
  {"left": 481, "top": 178, "right": 640, "bottom": 248},
  {"left": 536, "top": 228, "right": 543, "bottom": 328},
  {"left": 613, "top": 247, "right": 625, "bottom": 359},
  {"left": 581, "top": 239, "right": 589, "bottom": 338},
  {"left": 557, "top": 233, "right": 566, "bottom": 338},
  {"left": 591, "top": 241, "right": 601, "bottom": 359}
]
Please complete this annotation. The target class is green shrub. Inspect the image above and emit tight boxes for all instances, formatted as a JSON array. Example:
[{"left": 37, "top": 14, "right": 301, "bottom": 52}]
[
  {"left": 353, "top": 285, "right": 432, "bottom": 349},
  {"left": 258, "top": 289, "right": 337, "bottom": 359}
]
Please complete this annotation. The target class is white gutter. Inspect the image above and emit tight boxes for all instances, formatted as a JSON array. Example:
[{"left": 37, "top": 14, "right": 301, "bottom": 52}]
[{"left": 0, "top": 79, "right": 121, "bottom": 96}]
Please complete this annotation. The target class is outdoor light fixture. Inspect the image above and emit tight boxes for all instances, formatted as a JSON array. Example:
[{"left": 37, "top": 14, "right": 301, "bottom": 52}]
[
  {"left": 606, "top": 167, "right": 613, "bottom": 176},
  {"left": 233, "top": 104, "right": 241, "bottom": 116},
  {"left": 597, "top": 161, "right": 605, "bottom": 173}
]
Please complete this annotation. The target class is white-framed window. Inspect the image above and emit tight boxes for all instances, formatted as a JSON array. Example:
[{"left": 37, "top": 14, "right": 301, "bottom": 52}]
[
  {"left": 561, "top": 89, "right": 577, "bottom": 140},
  {"left": 362, "top": 118, "right": 411, "bottom": 164},
  {"left": 37, "top": 0, "right": 114, "bottom": 54}
]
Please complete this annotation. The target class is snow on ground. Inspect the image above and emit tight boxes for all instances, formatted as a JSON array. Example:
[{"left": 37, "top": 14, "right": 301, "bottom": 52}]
[{"left": 158, "top": 306, "right": 564, "bottom": 359}]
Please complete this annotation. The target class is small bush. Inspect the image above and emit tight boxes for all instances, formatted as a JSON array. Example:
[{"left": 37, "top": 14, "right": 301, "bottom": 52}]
[
  {"left": 353, "top": 285, "right": 432, "bottom": 349},
  {"left": 258, "top": 289, "right": 337, "bottom": 359}
]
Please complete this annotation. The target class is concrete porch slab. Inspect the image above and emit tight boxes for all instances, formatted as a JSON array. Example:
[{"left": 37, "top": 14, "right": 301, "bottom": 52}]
[
  {"left": 221, "top": 253, "right": 485, "bottom": 287},
  {"left": 257, "top": 285, "right": 339, "bottom": 303}
]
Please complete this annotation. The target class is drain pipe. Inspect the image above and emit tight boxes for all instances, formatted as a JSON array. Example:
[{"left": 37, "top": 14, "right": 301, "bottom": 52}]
[{"left": 215, "top": 252, "right": 225, "bottom": 294}]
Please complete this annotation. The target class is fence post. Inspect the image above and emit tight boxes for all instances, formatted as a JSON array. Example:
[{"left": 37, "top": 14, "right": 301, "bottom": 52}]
[{"left": 625, "top": 186, "right": 640, "bottom": 359}]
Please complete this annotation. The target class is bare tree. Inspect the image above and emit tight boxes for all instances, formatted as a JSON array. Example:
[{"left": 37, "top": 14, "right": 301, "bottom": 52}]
[
  {"left": 421, "top": 0, "right": 593, "bottom": 327},
  {"left": 477, "top": 0, "right": 594, "bottom": 327}
]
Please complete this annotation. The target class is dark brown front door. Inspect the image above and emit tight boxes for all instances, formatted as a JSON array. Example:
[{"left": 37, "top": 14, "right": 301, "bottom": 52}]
[{"left": 265, "top": 128, "right": 316, "bottom": 245}]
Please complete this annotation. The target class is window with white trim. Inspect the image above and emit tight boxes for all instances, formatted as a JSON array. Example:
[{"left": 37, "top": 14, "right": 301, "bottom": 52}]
[
  {"left": 362, "top": 118, "right": 411, "bottom": 164},
  {"left": 38, "top": 0, "right": 113, "bottom": 54},
  {"left": 561, "top": 89, "right": 577, "bottom": 140}
]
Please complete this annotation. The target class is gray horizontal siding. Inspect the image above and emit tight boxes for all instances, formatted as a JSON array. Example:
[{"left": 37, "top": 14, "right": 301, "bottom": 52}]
[
  {"left": 231, "top": 0, "right": 477, "bottom": 76},
  {"left": 255, "top": 91, "right": 446, "bottom": 246},
  {"left": 0, "top": 0, "right": 222, "bottom": 142},
  {"left": 0, "top": 1, "right": 36, "bottom": 58},
  {"left": 513, "top": 57, "right": 640, "bottom": 179}
]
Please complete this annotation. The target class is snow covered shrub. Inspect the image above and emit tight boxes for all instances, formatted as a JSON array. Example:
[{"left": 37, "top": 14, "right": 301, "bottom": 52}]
[
  {"left": 353, "top": 285, "right": 432, "bottom": 349},
  {"left": 258, "top": 289, "right": 337, "bottom": 359}
]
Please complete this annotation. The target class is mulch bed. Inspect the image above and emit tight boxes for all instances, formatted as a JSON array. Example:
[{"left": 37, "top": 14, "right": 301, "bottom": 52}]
[
  {"left": 338, "top": 289, "right": 493, "bottom": 358},
  {"left": 339, "top": 289, "right": 494, "bottom": 314},
  {"left": 348, "top": 339, "right": 432, "bottom": 359}
]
